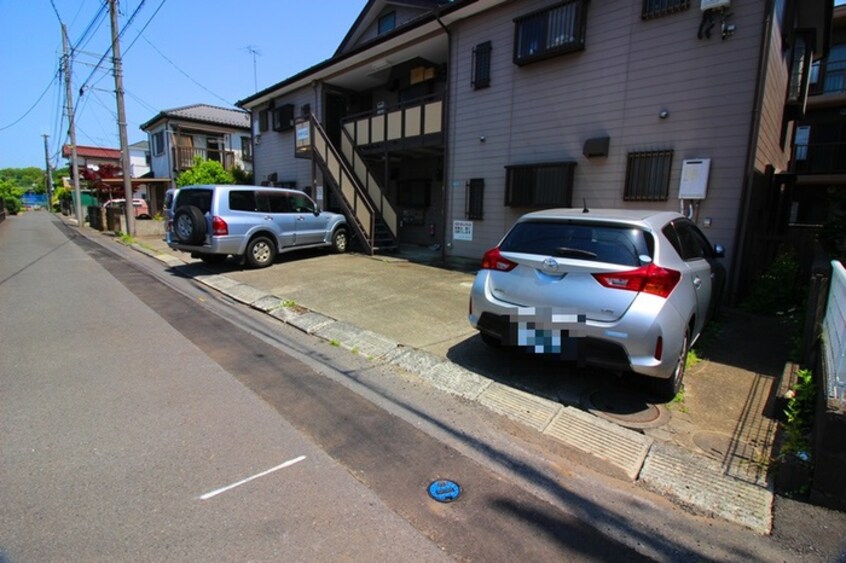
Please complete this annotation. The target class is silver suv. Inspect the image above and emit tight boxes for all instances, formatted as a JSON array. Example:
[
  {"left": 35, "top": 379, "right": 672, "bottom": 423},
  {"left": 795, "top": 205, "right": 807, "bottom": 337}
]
[
  {"left": 167, "top": 185, "right": 348, "bottom": 268},
  {"left": 468, "top": 209, "right": 725, "bottom": 400}
]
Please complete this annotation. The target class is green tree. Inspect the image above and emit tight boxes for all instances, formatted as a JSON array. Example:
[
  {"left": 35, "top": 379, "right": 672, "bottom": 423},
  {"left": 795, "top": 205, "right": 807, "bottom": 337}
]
[
  {"left": 0, "top": 167, "right": 45, "bottom": 193},
  {"left": 0, "top": 178, "right": 24, "bottom": 214},
  {"left": 175, "top": 157, "right": 234, "bottom": 187}
]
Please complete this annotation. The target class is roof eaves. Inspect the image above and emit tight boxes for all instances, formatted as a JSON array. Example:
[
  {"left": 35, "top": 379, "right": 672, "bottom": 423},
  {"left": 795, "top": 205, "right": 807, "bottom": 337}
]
[{"left": 237, "top": 0, "right": 477, "bottom": 109}]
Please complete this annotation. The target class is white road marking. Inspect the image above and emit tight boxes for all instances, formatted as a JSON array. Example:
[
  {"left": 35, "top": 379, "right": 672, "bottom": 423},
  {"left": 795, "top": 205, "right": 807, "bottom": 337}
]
[{"left": 199, "top": 455, "right": 307, "bottom": 500}]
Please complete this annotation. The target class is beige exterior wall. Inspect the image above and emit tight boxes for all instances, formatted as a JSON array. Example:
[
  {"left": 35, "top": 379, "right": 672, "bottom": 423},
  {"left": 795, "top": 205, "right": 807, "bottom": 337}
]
[{"left": 444, "top": 0, "right": 772, "bottom": 272}]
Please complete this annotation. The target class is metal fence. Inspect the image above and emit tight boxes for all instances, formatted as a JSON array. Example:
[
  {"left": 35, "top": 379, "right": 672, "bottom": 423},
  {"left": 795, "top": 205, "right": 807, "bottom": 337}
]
[{"left": 822, "top": 261, "right": 846, "bottom": 401}]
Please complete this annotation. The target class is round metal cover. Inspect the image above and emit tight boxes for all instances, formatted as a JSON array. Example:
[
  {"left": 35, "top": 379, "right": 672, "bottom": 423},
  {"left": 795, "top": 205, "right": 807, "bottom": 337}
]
[
  {"left": 428, "top": 480, "right": 461, "bottom": 503},
  {"left": 582, "top": 387, "right": 670, "bottom": 429}
]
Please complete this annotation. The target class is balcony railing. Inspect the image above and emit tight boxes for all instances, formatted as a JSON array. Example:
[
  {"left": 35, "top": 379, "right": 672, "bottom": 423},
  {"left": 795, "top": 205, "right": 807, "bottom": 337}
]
[
  {"left": 172, "top": 147, "right": 235, "bottom": 171},
  {"left": 342, "top": 94, "right": 443, "bottom": 150},
  {"left": 811, "top": 60, "right": 846, "bottom": 96},
  {"left": 793, "top": 142, "right": 846, "bottom": 174}
]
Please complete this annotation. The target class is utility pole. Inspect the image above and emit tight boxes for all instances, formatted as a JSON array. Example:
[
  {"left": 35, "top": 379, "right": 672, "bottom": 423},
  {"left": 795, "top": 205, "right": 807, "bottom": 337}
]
[
  {"left": 109, "top": 0, "right": 135, "bottom": 237},
  {"left": 42, "top": 134, "right": 54, "bottom": 213},
  {"left": 62, "top": 24, "right": 83, "bottom": 227}
]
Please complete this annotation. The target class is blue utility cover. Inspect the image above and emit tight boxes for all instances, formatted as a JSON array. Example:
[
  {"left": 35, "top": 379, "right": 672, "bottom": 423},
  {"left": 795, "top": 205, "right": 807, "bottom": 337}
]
[{"left": 428, "top": 479, "right": 461, "bottom": 503}]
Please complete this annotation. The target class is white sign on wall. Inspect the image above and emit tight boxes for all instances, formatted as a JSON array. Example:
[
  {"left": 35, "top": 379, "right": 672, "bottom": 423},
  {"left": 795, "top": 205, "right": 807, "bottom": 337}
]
[{"left": 453, "top": 220, "right": 473, "bottom": 241}]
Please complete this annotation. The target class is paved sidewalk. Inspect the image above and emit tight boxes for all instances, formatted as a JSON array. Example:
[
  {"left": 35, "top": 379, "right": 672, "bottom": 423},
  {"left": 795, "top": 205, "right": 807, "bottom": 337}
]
[{"left": 117, "top": 230, "right": 792, "bottom": 533}]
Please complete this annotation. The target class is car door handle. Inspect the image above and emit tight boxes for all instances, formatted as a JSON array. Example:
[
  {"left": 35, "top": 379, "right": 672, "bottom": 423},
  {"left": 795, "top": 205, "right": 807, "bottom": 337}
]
[
  {"left": 263, "top": 215, "right": 272, "bottom": 221},
  {"left": 296, "top": 216, "right": 305, "bottom": 221}
]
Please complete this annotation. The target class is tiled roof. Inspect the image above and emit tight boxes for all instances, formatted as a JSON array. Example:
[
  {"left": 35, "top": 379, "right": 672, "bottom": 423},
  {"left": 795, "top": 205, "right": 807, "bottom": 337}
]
[
  {"left": 62, "top": 144, "right": 122, "bottom": 160},
  {"left": 141, "top": 104, "right": 251, "bottom": 130}
]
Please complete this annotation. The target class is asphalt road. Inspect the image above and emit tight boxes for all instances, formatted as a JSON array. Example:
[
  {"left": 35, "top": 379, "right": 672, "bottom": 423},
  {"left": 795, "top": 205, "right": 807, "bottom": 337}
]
[{"left": 0, "top": 212, "right": 824, "bottom": 561}]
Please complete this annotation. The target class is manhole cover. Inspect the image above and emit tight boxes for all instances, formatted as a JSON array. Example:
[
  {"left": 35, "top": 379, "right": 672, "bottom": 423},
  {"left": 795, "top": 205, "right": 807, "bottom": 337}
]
[
  {"left": 582, "top": 387, "right": 669, "bottom": 429},
  {"left": 428, "top": 480, "right": 461, "bottom": 503}
]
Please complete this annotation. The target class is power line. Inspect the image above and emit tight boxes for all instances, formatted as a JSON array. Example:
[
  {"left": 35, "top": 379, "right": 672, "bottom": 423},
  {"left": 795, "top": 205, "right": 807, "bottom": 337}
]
[
  {"left": 48, "top": 0, "right": 63, "bottom": 25},
  {"left": 76, "top": 0, "right": 147, "bottom": 100},
  {"left": 137, "top": 34, "right": 231, "bottom": 106},
  {"left": 72, "top": 3, "right": 109, "bottom": 54},
  {"left": 124, "top": 0, "right": 167, "bottom": 55},
  {"left": 0, "top": 71, "right": 60, "bottom": 132}
]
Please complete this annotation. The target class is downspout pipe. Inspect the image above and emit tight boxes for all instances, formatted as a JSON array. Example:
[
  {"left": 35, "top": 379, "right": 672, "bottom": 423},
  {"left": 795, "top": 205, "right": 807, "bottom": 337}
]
[
  {"left": 729, "top": 0, "right": 775, "bottom": 305},
  {"left": 436, "top": 12, "right": 452, "bottom": 264}
]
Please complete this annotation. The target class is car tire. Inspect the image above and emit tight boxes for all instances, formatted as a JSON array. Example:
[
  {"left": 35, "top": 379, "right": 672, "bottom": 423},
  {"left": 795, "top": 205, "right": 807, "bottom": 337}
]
[
  {"left": 173, "top": 205, "right": 206, "bottom": 244},
  {"left": 245, "top": 236, "right": 276, "bottom": 268},
  {"left": 331, "top": 228, "right": 348, "bottom": 254},
  {"left": 200, "top": 254, "right": 227, "bottom": 265},
  {"left": 653, "top": 327, "right": 689, "bottom": 402}
]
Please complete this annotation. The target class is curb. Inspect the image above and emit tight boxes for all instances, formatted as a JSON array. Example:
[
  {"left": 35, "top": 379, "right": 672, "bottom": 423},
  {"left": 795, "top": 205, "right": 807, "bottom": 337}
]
[{"left": 129, "top": 236, "right": 773, "bottom": 534}]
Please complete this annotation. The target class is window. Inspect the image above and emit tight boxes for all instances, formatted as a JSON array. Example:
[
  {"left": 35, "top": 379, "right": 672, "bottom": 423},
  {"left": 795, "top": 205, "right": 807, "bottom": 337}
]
[
  {"left": 513, "top": 0, "right": 587, "bottom": 66},
  {"left": 241, "top": 136, "right": 252, "bottom": 161},
  {"left": 641, "top": 0, "right": 689, "bottom": 20},
  {"left": 230, "top": 190, "right": 257, "bottom": 212},
  {"left": 466, "top": 178, "right": 484, "bottom": 220},
  {"left": 258, "top": 109, "right": 269, "bottom": 132},
  {"left": 504, "top": 162, "right": 575, "bottom": 207},
  {"left": 624, "top": 150, "right": 673, "bottom": 201},
  {"left": 786, "top": 31, "right": 813, "bottom": 117},
  {"left": 152, "top": 131, "right": 165, "bottom": 156},
  {"left": 378, "top": 11, "right": 396, "bottom": 35},
  {"left": 663, "top": 220, "right": 715, "bottom": 261},
  {"left": 472, "top": 41, "right": 492, "bottom": 90},
  {"left": 273, "top": 104, "right": 295, "bottom": 132}
]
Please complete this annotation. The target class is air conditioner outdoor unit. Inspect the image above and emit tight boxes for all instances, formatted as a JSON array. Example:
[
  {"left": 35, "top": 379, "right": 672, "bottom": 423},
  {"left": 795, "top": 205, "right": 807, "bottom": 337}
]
[{"left": 701, "top": 0, "right": 730, "bottom": 10}]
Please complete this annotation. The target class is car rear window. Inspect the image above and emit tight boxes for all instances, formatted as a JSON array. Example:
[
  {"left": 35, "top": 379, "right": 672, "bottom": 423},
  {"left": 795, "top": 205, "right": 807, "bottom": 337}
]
[
  {"left": 175, "top": 188, "right": 213, "bottom": 214},
  {"left": 499, "top": 221, "right": 654, "bottom": 267}
]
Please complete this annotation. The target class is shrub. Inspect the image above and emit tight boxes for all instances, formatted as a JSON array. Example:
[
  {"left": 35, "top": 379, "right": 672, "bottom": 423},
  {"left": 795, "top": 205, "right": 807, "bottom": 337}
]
[
  {"left": 176, "top": 157, "right": 234, "bottom": 187},
  {"left": 4, "top": 197, "right": 21, "bottom": 215}
]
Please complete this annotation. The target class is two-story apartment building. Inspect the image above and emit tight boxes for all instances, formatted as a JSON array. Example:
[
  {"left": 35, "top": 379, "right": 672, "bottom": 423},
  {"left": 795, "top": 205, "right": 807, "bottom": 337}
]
[
  {"left": 140, "top": 104, "right": 253, "bottom": 188},
  {"left": 237, "top": 0, "right": 831, "bottom": 299},
  {"left": 790, "top": 3, "right": 846, "bottom": 258}
]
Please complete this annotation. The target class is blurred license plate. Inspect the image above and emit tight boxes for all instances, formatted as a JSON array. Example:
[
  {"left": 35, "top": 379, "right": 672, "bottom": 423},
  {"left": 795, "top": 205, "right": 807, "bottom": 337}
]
[{"left": 517, "top": 322, "right": 568, "bottom": 354}]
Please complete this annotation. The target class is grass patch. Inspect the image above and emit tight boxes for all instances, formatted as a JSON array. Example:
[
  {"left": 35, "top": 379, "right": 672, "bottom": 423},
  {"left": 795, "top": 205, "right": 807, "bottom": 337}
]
[
  {"left": 117, "top": 232, "right": 136, "bottom": 245},
  {"left": 329, "top": 339, "right": 340, "bottom": 347},
  {"left": 669, "top": 387, "right": 689, "bottom": 413}
]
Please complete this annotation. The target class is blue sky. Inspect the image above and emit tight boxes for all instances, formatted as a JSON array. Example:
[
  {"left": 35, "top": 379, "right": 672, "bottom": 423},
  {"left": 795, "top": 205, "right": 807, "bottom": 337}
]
[{"left": 0, "top": 1, "right": 364, "bottom": 169}]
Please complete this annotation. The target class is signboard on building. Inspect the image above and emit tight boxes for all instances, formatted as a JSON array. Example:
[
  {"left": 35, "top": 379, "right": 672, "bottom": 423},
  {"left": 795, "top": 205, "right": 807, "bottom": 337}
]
[
  {"left": 295, "top": 118, "right": 311, "bottom": 158},
  {"left": 453, "top": 220, "right": 473, "bottom": 241}
]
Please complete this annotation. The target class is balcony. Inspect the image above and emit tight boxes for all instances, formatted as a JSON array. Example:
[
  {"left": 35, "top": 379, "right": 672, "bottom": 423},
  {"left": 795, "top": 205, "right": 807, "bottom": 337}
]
[
  {"left": 342, "top": 95, "right": 443, "bottom": 155},
  {"left": 793, "top": 142, "right": 846, "bottom": 175},
  {"left": 172, "top": 146, "right": 235, "bottom": 172},
  {"left": 808, "top": 60, "right": 846, "bottom": 108}
]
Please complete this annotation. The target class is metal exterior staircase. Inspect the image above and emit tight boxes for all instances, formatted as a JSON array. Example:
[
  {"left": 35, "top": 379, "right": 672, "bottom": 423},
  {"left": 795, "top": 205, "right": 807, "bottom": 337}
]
[{"left": 307, "top": 114, "right": 398, "bottom": 255}]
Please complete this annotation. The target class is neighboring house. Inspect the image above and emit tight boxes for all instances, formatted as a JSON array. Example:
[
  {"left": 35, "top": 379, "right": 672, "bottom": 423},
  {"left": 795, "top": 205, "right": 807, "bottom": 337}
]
[
  {"left": 128, "top": 140, "right": 151, "bottom": 178},
  {"left": 139, "top": 104, "right": 253, "bottom": 186},
  {"left": 791, "top": 3, "right": 846, "bottom": 258},
  {"left": 62, "top": 144, "right": 122, "bottom": 175},
  {"left": 237, "top": 0, "right": 831, "bottom": 299},
  {"left": 62, "top": 142, "right": 170, "bottom": 212}
]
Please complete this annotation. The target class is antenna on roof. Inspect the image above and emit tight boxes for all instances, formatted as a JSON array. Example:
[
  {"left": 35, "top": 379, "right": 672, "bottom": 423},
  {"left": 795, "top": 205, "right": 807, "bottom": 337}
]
[
  {"left": 244, "top": 45, "right": 262, "bottom": 91},
  {"left": 582, "top": 199, "right": 589, "bottom": 213}
]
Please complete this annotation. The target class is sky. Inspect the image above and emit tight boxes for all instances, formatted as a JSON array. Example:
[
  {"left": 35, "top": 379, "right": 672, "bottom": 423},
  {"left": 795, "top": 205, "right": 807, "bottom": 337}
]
[{"left": 0, "top": 0, "right": 365, "bottom": 170}]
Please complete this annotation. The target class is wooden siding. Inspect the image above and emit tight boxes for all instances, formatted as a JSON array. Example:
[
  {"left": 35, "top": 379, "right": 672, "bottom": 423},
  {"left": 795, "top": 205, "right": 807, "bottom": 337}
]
[{"left": 445, "top": 0, "right": 771, "bottom": 269}]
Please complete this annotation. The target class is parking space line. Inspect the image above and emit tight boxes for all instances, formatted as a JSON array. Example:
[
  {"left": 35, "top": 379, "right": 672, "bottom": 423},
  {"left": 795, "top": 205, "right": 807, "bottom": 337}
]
[{"left": 199, "top": 455, "right": 307, "bottom": 500}]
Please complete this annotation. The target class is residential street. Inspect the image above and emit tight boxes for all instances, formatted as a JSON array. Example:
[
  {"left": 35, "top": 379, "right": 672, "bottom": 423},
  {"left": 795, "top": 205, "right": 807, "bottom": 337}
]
[{"left": 1, "top": 211, "right": 843, "bottom": 561}]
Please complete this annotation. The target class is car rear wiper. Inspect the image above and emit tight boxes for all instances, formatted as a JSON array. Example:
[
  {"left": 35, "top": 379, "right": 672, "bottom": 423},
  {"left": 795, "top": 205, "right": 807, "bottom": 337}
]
[{"left": 553, "top": 246, "right": 597, "bottom": 259}]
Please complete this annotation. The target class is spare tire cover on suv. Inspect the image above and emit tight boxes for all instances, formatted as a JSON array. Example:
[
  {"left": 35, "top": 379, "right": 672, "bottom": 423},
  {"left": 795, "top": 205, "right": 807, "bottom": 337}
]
[{"left": 173, "top": 205, "right": 207, "bottom": 245}]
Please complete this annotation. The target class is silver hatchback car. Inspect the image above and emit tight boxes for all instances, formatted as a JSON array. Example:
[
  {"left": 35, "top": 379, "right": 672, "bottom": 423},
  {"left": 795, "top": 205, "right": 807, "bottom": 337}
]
[{"left": 468, "top": 209, "right": 725, "bottom": 399}]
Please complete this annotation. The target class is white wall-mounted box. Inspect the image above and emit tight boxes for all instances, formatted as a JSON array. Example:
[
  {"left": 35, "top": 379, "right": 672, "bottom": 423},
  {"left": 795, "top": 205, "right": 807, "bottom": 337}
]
[{"left": 679, "top": 159, "right": 711, "bottom": 200}]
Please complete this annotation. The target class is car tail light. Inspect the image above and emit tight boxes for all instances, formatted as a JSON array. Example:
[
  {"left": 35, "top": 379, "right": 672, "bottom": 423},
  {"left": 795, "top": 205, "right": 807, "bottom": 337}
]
[
  {"left": 481, "top": 247, "right": 517, "bottom": 272},
  {"left": 212, "top": 216, "right": 228, "bottom": 236},
  {"left": 592, "top": 263, "right": 681, "bottom": 298},
  {"left": 654, "top": 336, "right": 663, "bottom": 361}
]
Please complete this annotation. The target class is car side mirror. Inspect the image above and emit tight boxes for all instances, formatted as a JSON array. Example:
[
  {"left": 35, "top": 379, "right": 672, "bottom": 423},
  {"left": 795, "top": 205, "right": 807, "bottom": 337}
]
[{"left": 714, "top": 243, "right": 725, "bottom": 258}]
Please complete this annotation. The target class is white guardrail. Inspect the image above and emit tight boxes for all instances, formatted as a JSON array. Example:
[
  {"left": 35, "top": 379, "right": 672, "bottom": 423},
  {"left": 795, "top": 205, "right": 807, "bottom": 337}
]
[{"left": 823, "top": 260, "right": 846, "bottom": 401}]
